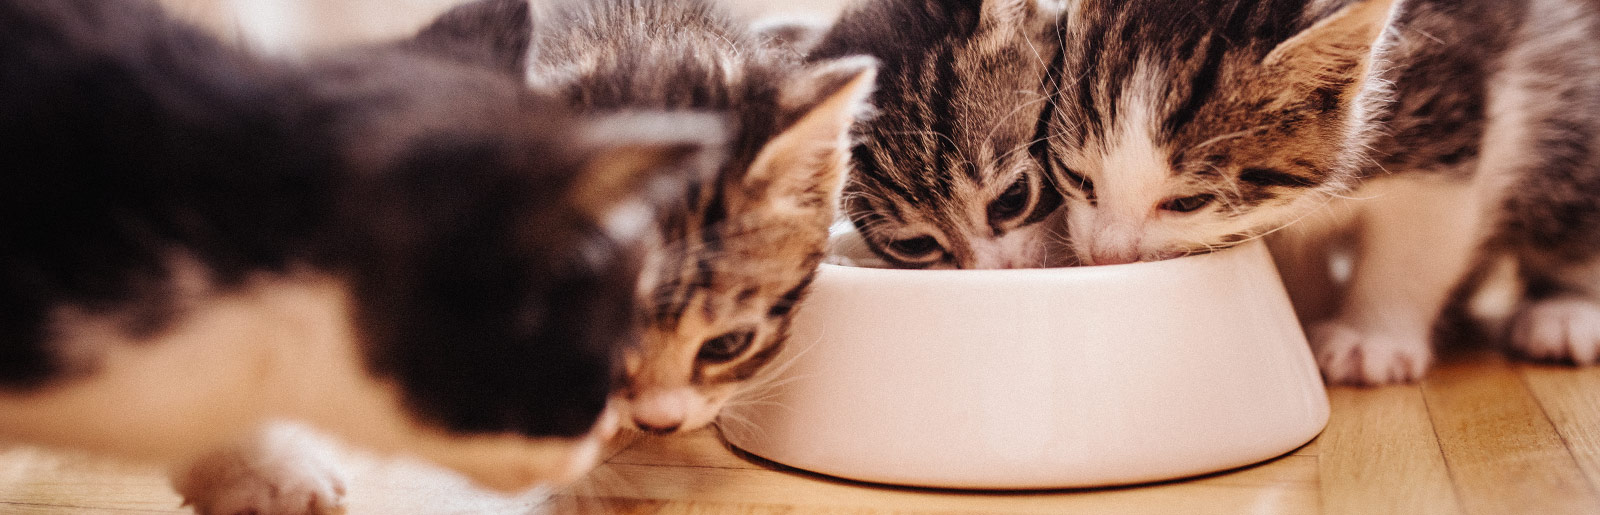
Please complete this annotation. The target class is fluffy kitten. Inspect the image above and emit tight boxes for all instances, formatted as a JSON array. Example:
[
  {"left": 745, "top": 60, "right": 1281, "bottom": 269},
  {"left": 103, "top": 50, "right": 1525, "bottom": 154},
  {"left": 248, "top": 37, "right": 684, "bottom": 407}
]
[
  {"left": 0, "top": 0, "right": 716, "bottom": 511},
  {"left": 1040, "top": 0, "right": 1600, "bottom": 382},
  {"left": 421, "top": 0, "right": 877, "bottom": 434},
  {"left": 810, "top": 0, "right": 1068, "bottom": 269}
]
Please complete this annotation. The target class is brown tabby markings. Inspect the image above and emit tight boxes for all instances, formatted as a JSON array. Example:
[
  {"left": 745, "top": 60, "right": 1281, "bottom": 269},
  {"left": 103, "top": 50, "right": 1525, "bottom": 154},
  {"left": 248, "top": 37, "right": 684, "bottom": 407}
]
[
  {"left": 525, "top": 0, "right": 875, "bottom": 433},
  {"left": 811, "top": 0, "right": 1068, "bottom": 269},
  {"left": 1044, "top": 0, "right": 1600, "bottom": 383}
]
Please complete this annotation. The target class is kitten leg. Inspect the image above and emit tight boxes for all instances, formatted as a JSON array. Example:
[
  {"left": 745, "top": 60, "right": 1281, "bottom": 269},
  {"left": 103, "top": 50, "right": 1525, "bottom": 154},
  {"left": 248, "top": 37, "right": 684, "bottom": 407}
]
[
  {"left": 1489, "top": 29, "right": 1600, "bottom": 366},
  {"left": 1312, "top": 176, "right": 1482, "bottom": 385},
  {"left": 172, "top": 421, "right": 347, "bottom": 515},
  {"left": 1510, "top": 296, "right": 1600, "bottom": 365},
  {"left": 1508, "top": 256, "right": 1600, "bottom": 366}
]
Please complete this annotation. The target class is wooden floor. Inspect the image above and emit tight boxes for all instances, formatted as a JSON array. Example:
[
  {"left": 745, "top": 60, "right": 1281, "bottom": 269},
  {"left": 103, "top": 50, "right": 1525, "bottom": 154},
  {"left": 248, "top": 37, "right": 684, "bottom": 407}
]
[{"left": 2, "top": 345, "right": 1598, "bottom": 514}]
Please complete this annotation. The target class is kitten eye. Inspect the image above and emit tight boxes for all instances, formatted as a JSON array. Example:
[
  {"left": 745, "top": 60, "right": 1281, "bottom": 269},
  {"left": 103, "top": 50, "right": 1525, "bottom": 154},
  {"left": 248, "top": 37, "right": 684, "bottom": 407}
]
[
  {"left": 1055, "top": 160, "right": 1096, "bottom": 201},
  {"left": 1160, "top": 194, "right": 1216, "bottom": 213},
  {"left": 987, "top": 176, "right": 1031, "bottom": 222},
  {"left": 697, "top": 330, "right": 755, "bottom": 364},
  {"left": 886, "top": 236, "right": 941, "bottom": 258}
]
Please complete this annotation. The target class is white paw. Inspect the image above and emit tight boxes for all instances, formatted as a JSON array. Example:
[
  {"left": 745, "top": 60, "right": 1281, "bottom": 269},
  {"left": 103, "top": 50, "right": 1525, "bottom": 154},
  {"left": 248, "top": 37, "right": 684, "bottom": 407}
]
[
  {"left": 1510, "top": 297, "right": 1600, "bottom": 366},
  {"left": 1310, "top": 321, "right": 1433, "bottom": 385},
  {"left": 174, "top": 425, "right": 347, "bottom": 515}
]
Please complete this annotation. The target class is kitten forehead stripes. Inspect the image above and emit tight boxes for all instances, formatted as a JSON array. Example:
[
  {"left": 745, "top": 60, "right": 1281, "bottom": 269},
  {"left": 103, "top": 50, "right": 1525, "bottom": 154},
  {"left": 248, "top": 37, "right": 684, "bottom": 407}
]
[{"left": 1056, "top": 0, "right": 1316, "bottom": 147}]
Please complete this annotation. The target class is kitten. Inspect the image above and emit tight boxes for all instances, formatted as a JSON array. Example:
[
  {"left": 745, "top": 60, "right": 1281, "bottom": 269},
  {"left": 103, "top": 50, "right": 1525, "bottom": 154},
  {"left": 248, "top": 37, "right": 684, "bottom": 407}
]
[
  {"left": 1039, "top": 0, "right": 1600, "bottom": 383},
  {"left": 420, "top": 0, "right": 878, "bottom": 434},
  {"left": 0, "top": 0, "right": 717, "bottom": 512},
  {"left": 809, "top": 0, "right": 1068, "bottom": 269}
]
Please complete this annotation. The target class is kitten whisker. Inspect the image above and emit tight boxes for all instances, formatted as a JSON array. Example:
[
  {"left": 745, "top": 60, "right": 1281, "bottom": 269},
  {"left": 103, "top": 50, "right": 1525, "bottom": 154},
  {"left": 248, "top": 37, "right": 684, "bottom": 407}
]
[
  {"left": 1229, "top": 189, "right": 1354, "bottom": 247},
  {"left": 982, "top": 95, "right": 1052, "bottom": 151},
  {"left": 1019, "top": 25, "right": 1052, "bottom": 71},
  {"left": 994, "top": 130, "right": 1066, "bottom": 166},
  {"left": 1186, "top": 123, "right": 1277, "bottom": 154}
]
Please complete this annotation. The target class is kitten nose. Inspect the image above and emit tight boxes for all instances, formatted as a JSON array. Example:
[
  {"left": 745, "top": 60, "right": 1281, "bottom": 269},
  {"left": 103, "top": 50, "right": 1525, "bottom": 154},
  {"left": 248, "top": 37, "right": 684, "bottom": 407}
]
[
  {"left": 631, "top": 389, "right": 690, "bottom": 434},
  {"left": 1088, "top": 241, "right": 1140, "bottom": 265},
  {"left": 1090, "top": 250, "right": 1139, "bottom": 266},
  {"left": 1088, "top": 224, "right": 1142, "bottom": 265}
]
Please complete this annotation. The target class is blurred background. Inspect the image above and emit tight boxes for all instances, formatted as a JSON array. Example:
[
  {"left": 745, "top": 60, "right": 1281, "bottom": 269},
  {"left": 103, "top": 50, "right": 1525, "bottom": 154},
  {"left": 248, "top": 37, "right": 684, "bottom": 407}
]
[{"left": 156, "top": 0, "right": 860, "bottom": 55}]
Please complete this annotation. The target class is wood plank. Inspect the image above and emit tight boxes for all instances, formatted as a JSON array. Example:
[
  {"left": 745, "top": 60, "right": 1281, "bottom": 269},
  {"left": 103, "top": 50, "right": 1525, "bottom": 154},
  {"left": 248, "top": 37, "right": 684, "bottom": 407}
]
[
  {"left": 566, "top": 459, "right": 1317, "bottom": 515},
  {"left": 1422, "top": 350, "right": 1600, "bottom": 515},
  {"left": 1318, "top": 384, "right": 1463, "bottom": 515},
  {"left": 1519, "top": 362, "right": 1600, "bottom": 502},
  {"left": 0, "top": 449, "right": 184, "bottom": 513},
  {"left": 570, "top": 428, "right": 1318, "bottom": 515},
  {"left": 607, "top": 429, "right": 765, "bottom": 470},
  {"left": 1293, "top": 436, "right": 1321, "bottom": 457},
  {"left": 0, "top": 503, "right": 181, "bottom": 515},
  {"left": 0, "top": 447, "right": 555, "bottom": 515},
  {"left": 546, "top": 498, "right": 958, "bottom": 515}
]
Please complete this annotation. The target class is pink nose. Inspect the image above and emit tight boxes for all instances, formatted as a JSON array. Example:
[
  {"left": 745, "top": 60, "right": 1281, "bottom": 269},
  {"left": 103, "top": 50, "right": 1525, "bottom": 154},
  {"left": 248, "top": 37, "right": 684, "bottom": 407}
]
[
  {"left": 1088, "top": 245, "right": 1140, "bottom": 265},
  {"left": 631, "top": 390, "right": 689, "bottom": 434},
  {"left": 1088, "top": 221, "right": 1144, "bottom": 265}
]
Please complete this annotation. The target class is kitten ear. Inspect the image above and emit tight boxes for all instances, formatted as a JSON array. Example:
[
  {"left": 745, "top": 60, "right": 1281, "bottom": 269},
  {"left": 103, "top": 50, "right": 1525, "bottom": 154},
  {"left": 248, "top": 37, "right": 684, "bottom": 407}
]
[
  {"left": 406, "top": 0, "right": 531, "bottom": 76},
  {"left": 745, "top": 57, "right": 878, "bottom": 217},
  {"left": 570, "top": 113, "right": 728, "bottom": 241},
  {"left": 1264, "top": 0, "right": 1400, "bottom": 88}
]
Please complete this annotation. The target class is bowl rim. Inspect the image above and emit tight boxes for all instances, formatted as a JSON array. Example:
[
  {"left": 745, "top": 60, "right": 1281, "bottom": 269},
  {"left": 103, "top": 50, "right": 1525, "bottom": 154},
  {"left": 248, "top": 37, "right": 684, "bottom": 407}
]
[{"left": 820, "top": 240, "right": 1265, "bottom": 278}]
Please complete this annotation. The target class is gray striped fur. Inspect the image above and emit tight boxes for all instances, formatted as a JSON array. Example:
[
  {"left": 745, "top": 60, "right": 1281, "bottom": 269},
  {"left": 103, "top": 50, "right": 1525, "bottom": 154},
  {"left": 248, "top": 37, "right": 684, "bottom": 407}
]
[{"left": 813, "top": 0, "right": 1070, "bottom": 269}]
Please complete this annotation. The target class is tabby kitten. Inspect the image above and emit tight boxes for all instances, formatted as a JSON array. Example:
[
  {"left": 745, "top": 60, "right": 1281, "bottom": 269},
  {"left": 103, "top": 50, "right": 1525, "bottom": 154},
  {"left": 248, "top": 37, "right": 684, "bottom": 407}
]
[
  {"left": 421, "top": 0, "right": 876, "bottom": 434},
  {"left": 809, "top": 0, "right": 1068, "bottom": 269},
  {"left": 1040, "top": 0, "right": 1600, "bottom": 383},
  {"left": 0, "top": 0, "right": 715, "bottom": 511}
]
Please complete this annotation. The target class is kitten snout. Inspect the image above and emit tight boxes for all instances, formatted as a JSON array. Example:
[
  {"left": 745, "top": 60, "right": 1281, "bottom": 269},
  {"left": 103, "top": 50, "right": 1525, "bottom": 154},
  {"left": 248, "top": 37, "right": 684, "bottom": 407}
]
[
  {"left": 965, "top": 225, "right": 1054, "bottom": 269},
  {"left": 1086, "top": 221, "right": 1144, "bottom": 265},
  {"left": 628, "top": 388, "right": 696, "bottom": 434}
]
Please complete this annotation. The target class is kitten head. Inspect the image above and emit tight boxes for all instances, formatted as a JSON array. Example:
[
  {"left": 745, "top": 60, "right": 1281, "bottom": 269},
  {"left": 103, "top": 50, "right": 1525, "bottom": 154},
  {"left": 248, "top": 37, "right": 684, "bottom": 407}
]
[
  {"left": 1044, "top": 0, "right": 1398, "bottom": 265},
  {"left": 483, "top": 0, "right": 880, "bottom": 435},
  {"left": 812, "top": 0, "right": 1069, "bottom": 269},
  {"left": 622, "top": 60, "right": 877, "bottom": 435}
]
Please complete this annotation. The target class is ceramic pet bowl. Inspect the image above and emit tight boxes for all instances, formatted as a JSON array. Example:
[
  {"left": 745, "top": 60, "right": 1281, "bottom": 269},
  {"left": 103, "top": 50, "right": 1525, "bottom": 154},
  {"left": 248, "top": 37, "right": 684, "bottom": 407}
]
[{"left": 719, "top": 238, "right": 1328, "bottom": 489}]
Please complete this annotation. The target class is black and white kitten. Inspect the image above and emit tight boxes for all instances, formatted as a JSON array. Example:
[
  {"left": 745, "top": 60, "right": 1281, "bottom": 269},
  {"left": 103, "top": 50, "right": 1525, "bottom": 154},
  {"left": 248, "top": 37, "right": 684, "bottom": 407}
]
[{"left": 0, "top": 0, "right": 718, "bottom": 512}]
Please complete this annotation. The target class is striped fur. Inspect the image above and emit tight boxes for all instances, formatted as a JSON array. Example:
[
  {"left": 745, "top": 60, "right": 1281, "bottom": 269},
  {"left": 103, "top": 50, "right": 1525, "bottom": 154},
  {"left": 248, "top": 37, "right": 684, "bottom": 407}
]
[
  {"left": 1044, "top": 0, "right": 1395, "bottom": 265},
  {"left": 519, "top": 0, "right": 877, "bottom": 433},
  {"left": 1045, "top": 0, "right": 1600, "bottom": 383},
  {"left": 813, "top": 0, "right": 1069, "bottom": 269}
]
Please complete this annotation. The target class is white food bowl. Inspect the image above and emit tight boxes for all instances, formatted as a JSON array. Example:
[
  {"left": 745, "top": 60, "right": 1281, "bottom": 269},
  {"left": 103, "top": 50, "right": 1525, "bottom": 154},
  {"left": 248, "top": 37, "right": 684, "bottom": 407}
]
[{"left": 719, "top": 239, "right": 1328, "bottom": 489}]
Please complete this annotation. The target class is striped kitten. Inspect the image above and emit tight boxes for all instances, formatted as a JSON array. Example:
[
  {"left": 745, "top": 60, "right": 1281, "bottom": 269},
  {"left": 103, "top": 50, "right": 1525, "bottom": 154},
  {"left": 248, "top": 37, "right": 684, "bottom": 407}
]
[
  {"left": 422, "top": 0, "right": 876, "bottom": 433},
  {"left": 810, "top": 0, "right": 1068, "bottom": 269},
  {"left": 1, "top": 0, "right": 716, "bottom": 511},
  {"left": 1041, "top": 0, "right": 1600, "bottom": 383}
]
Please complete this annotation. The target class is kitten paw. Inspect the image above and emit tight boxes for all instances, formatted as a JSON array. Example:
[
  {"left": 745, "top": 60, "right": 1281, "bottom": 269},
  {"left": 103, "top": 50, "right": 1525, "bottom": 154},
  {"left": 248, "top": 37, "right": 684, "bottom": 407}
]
[
  {"left": 1510, "top": 297, "right": 1600, "bottom": 366},
  {"left": 1310, "top": 322, "right": 1433, "bottom": 385},
  {"left": 173, "top": 426, "right": 347, "bottom": 515}
]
